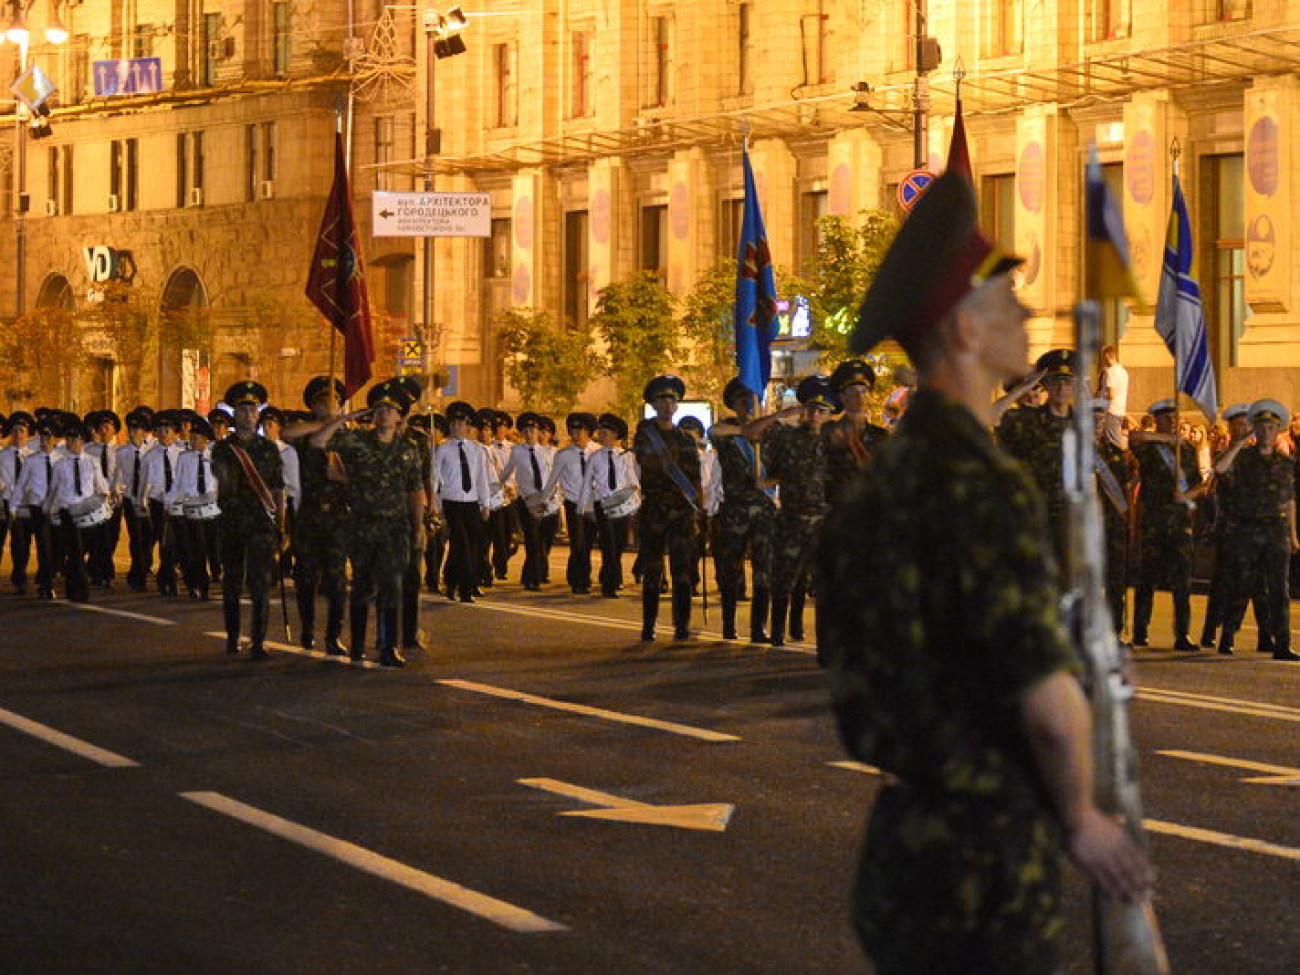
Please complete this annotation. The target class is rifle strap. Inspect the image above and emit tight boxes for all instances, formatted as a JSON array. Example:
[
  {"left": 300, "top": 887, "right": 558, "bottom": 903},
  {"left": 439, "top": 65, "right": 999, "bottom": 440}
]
[{"left": 643, "top": 422, "right": 700, "bottom": 509}]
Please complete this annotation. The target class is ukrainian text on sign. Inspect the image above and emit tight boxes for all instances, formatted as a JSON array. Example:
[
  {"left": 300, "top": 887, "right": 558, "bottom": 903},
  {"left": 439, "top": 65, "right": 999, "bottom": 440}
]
[{"left": 372, "top": 192, "right": 492, "bottom": 238}]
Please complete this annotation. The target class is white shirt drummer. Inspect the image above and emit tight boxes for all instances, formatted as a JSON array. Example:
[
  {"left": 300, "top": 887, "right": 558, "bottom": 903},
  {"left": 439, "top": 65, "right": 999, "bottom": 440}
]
[
  {"left": 47, "top": 449, "right": 109, "bottom": 514},
  {"left": 576, "top": 433, "right": 640, "bottom": 515}
]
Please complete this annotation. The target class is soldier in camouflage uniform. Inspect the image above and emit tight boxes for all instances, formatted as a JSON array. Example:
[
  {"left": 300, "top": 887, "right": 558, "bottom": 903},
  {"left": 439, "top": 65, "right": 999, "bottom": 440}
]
[
  {"left": 1130, "top": 399, "right": 1204, "bottom": 651},
  {"left": 709, "top": 378, "right": 776, "bottom": 643},
  {"left": 283, "top": 377, "right": 351, "bottom": 657},
  {"left": 822, "top": 359, "right": 889, "bottom": 504},
  {"left": 633, "top": 375, "right": 702, "bottom": 642},
  {"left": 1091, "top": 399, "right": 1133, "bottom": 640},
  {"left": 743, "top": 376, "right": 835, "bottom": 649},
  {"left": 996, "top": 349, "right": 1076, "bottom": 574},
  {"left": 1211, "top": 399, "right": 1299, "bottom": 660},
  {"left": 210, "top": 382, "right": 285, "bottom": 659},
  {"left": 818, "top": 170, "right": 1151, "bottom": 974},
  {"left": 311, "top": 378, "right": 425, "bottom": 667}
]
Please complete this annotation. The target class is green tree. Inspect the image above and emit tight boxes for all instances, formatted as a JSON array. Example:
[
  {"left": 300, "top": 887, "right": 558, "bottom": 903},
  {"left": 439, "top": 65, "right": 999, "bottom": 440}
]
[
  {"left": 497, "top": 307, "right": 604, "bottom": 415},
  {"left": 590, "top": 272, "right": 679, "bottom": 419},
  {"left": 0, "top": 305, "right": 85, "bottom": 405},
  {"left": 678, "top": 259, "right": 737, "bottom": 407}
]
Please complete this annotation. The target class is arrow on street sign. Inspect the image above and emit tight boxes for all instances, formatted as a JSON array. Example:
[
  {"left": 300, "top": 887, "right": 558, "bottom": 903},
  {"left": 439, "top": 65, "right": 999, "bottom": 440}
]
[{"left": 519, "top": 778, "right": 734, "bottom": 832}]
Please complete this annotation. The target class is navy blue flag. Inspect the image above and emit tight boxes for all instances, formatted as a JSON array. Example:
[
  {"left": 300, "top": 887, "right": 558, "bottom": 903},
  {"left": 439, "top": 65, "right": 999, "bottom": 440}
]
[{"left": 734, "top": 150, "right": 778, "bottom": 401}]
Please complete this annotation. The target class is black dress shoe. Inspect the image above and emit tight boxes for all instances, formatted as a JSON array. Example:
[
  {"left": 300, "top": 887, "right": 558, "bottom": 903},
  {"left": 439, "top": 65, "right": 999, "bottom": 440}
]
[
  {"left": 1217, "top": 642, "right": 1234, "bottom": 656},
  {"left": 1173, "top": 637, "right": 1197, "bottom": 653},
  {"left": 226, "top": 639, "right": 241, "bottom": 656},
  {"left": 673, "top": 628, "right": 691, "bottom": 641},
  {"left": 1131, "top": 633, "right": 1148, "bottom": 647},
  {"left": 379, "top": 649, "right": 407, "bottom": 668},
  {"left": 459, "top": 593, "right": 475, "bottom": 604},
  {"left": 325, "top": 640, "right": 348, "bottom": 656},
  {"left": 640, "top": 627, "right": 655, "bottom": 642},
  {"left": 248, "top": 645, "right": 269, "bottom": 660},
  {"left": 1273, "top": 649, "right": 1300, "bottom": 661},
  {"left": 750, "top": 629, "right": 771, "bottom": 645},
  {"left": 721, "top": 627, "right": 738, "bottom": 640}
]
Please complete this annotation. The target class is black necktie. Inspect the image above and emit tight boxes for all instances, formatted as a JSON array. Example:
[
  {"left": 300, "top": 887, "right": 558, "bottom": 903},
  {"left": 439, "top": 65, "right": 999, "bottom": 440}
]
[
  {"left": 46, "top": 454, "right": 52, "bottom": 487},
  {"left": 458, "top": 441, "right": 471, "bottom": 492},
  {"left": 100, "top": 445, "right": 109, "bottom": 476},
  {"left": 607, "top": 449, "right": 617, "bottom": 489},
  {"left": 198, "top": 455, "right": 206, "bottom": 494},
  {"left": 74, "top": 456, "right": 82, "bottom": 495},
  {"left": 580, "top": 452, "right": 587, "bottom": 478},
  {"left": 15, "top": 452, "right": 21, "bottom": 478},
  {"left": 132, "top": 451, "right": 141, "bottom": 497},
  {"left": 529, "top": 447, "right": 542, "bottom": 491},
  {"left": 163, "top": 450, "right": 173, "bottom": 492}
]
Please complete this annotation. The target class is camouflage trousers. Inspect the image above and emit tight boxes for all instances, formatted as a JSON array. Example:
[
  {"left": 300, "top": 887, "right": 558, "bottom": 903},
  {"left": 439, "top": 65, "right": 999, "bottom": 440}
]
[
  {"left": 1218, "top": 523, "right": 1291, "bottom": 652},
  {"left": 1103, "top": 509, "right": 1129, "bottom": 637},
  {"left": 713, "top": 497, "right": 775, "bottom": 597},
  {"left": 771, "top": 505, "right": 826, "bottom": 598},
  {"left": 292, "top": 508, "right": 349, "bottom": 603},
  {"left": 854, "top": 784, "right": 1064, "bottom": 975},
  {"left": 1134, "top": 517, "right": 1194, "bottom": 640},
  {"left": 639, "top": 501, "right": 697, "bottom": 591},
  {"left": 349, "top": 515, "right": 411, "bottom": 615}
]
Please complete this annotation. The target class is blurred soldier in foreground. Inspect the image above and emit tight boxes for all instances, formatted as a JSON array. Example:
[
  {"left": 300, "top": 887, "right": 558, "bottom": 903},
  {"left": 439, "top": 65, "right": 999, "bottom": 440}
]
[{"left": 818, "top": 170, "right": 1152, "bottom": 974}]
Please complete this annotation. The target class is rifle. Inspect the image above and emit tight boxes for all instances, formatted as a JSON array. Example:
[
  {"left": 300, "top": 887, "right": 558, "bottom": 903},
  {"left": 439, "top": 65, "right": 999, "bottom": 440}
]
[
  {"left": 275, "top": 520, "right": 292, "bottom": 644},
  {"left": 1063, "top": 301, "right": 1170, "bottom": 975}
]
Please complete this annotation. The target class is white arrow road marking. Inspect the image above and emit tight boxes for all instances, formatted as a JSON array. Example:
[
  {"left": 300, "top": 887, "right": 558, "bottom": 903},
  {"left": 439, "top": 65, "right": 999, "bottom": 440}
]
[
  {"left": 1138, "top": 688, "right": 1300, "bottom": 723},
  {"left": 179, "top": 791, "right": 567, "bottom": 933},
  {"left": 67, "top": 602, "right": 177, "bottom": 626},
  {"left": 1157, "top": 749, "right": 1300, "bottom": 786},
  {"left": 439, "top": 679, "right": 740, "bottom": 742},
  {"left": 519, "top": 778, "right": 734, "bottom": 832},
  {"left": 203, "top": 632, "right": 382, "bottom": 669},
  {"left": 0, "top": 707, "right": 140, "bottom": 768}
]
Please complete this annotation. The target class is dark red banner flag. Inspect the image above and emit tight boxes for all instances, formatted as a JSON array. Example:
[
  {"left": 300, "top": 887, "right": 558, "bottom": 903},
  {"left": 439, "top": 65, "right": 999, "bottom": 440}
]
[{"left": 305, "top": 132, "right": 374, "bottom": 398}]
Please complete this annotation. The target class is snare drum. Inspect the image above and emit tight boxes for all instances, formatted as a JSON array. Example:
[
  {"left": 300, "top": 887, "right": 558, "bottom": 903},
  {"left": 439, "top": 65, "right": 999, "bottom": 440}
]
[
  {"left": 598, "top": 485, "right": 641, "bottom": 520},
  {"left": 69, "top": 496, "right": 112, "bottom": 528},
  {"left": 167, "top": 502, "right": 185, "bottom": 518},
  {"left": 487, "top": 482, "right": 508, "bottom": 511},
  {"left": 183, "top": 498, "right": 221, "bottom": 521}
]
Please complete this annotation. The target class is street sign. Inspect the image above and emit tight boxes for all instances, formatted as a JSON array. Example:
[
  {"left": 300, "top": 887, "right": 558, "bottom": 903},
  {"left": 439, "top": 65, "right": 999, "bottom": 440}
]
[
  {"left": 896, "top": 169, "right": 936, "bottom": 212},
  {"left": 398, "top": 337, "right": 424, "bottom": 374},
  {"left": 11, "top": 65, "right": 56, "bottom": 112},
  {"left": 373, "top": 192, "right": 492, "bottom": 238},
  {"left": 93, "top": 59, "right": 164, "bottom": 97}
]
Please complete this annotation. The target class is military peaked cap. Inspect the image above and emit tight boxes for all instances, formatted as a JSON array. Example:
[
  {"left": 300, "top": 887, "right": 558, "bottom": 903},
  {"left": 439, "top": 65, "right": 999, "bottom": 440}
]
[
  {"left": 206, "top": 409, "right": 232, "bottom": 426},
  {"left": 643, "top": 374, "right": 687, "bottom": 403},
  {"left": 189, "top": 417, "right": 215, "bottom": 441},
  {"left": 225, "top": 381, "right": 269, "bottom": 408},
  {"left": 303, "top": 376, "right": 346, "bottom": 408},
  {"left": 597, "top": 412, "right": 629, "bottom": 440},
  {"left": 677, "top": 415, "right": 705, "bottom": 437},
  {"left": 445, "top": 400, "right": 477, "bottom": 423},
  {"left": 565, "top": 411, "right": 597, "bottom": 433},
  {"left": 1248, "top": 398, "right": 1289, "bottom": 426},
  {"left": 1221, "top": 403, "right": 1250, "bottom": 423},
  {"left": 8, "top": 410, "right": 34, "bottom": 431},
  {"left": 398, "top": 376, "right": 424, "bottom": 405},
  {"left": 1036, "top": 349, "right": 1077, "bottom": 379},
  {"left": 830, "top": 358, "right": 877, "bottom": 393},
  {"left": 124, "top": 409, "right": 151, "bottom": 429},
  {"left": 1147, "top": 399, "right": 1177, "bottom": 416},
  {"left": 259, "top": 406, "right": 285, "bottom": 426},
  {"left": 796, "top": 375, "right": 839, "bottom": 411},
  {"left": 853, "top": 169, "right": 1022, "bottom": 355},
  {"left": 367, "top": 379, "right": 414, "bottom": 416},
  {"left": 516, "top": 411, "right": 543, "bottom": 430}
]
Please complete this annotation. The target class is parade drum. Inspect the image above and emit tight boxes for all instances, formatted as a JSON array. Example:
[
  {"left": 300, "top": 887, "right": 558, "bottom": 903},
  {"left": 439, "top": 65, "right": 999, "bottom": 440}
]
[
  {"left": 487, "top": 482, "right": 508, "bottom": 511},
  {"left": 70, "top": 496, "right": 112, "bottom": 528},
  {"left": 523, "top": 491, "right": 560, "bottom": 519},
  {"left": 599, "top": 485, "right": 641, "bottom": 520},
  {"left": 14, "top": 504, "right": 34, "bottom": 520},
  {"left": 167, "top": 501, "right": 185, "bottom": 518},
  {"left": 183, "top": 497, "right": 221, "bottom": 521}
]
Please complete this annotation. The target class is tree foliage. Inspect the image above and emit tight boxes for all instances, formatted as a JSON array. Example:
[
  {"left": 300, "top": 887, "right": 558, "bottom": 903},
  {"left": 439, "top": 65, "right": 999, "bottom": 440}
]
[
  {"left": 497, "top": 307, "right": 604, "bottom": 415},
  {"left": 0, "top": 305, "right": 83, "bottom": 404},
  {"left": 678, "top": 260, "right": 737, "bottom": 405},
  {"left": 590, "top": 272, "right": 679, "bottom": 419}
]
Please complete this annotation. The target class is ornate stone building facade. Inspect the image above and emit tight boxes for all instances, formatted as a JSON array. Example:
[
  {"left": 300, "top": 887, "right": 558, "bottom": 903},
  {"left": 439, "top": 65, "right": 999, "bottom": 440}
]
[{"left": 4, "top": 1, "right": 1300, "bottom": 415}]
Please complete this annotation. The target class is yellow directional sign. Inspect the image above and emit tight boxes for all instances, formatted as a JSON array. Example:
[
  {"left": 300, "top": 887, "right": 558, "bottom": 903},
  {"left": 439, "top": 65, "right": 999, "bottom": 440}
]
[{"left": 402, "top": 339, "right": 424, "bottom": 360}]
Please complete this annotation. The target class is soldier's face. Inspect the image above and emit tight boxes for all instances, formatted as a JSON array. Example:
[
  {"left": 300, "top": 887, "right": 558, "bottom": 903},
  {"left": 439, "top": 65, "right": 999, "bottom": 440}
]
[
  {"left": 840, "top": 384, "right": 869, "bottom": 414},
  {"left": 372, "top": 404, "right": 400, "bottom": 432},
  {"left": 1229, "top": 417, "right": 1251, "bottom": 440},
  {"left": 569, "top": 426, "right": 590, "bottom": 447},
  {"left": 12, "top": 425, "right": 30, "bottom": 445},
  {"left": 652, "top": 394, "right": 678, "bottom": 421},
  {"left": 1254, "top": 418, "right": 1280, "bottom": 449},
  {"left": 804, "top": 405, "right": 832, "bottom": 431},
  {"left": 310, "top": 394, "right": 340, "bottom": 421},
  {"left": 1154, "top": 412, "right": 1175, "bottom": 435},
  {"left": 970, "top": 275, "right": 1030, "bottom": 382},
  {"left": 233, "top": 404, "right": 260, "bottom": 435},
  {"left": 1046, "top": 375, "right": 1074, "bottom": 409}
]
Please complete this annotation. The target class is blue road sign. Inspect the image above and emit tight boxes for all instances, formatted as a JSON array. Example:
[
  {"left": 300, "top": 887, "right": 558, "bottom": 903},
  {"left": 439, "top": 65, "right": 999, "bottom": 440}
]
[
  {"left": 897, "top": 170, "right": 937, "bottom": 212},
  {"left": 93, "top": 59, "right": 164, "bottom": 97}
]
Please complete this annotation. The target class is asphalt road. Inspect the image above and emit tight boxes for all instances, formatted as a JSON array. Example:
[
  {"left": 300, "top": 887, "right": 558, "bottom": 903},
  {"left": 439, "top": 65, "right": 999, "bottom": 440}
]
[{"left": 1, "top": 552, "right": 1297, "bottom": 974}]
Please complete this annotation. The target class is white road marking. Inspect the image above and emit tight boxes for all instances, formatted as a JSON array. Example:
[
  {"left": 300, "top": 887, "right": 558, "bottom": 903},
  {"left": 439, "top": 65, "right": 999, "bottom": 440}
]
[
  {"left": 1143, "top": 819, "right": 1300, "bottom": 862},
  {"left": 519, "top": 777, "right": 734, "bottom": 831},
  {"left": 178, "top": 791, "right": 567, "bottom": 933},
  {"left": 68, "top": 602, "right": 177, "bottom": 626},
  {"left": 826, "top": 760, "right": 884, "bottom": 775},
  {"left": 0, "top": 707, "right": 140, "bottom": 768},
  {"left": 1137, "top": 687, "right": 1300, "bottom": 723},
  {"left": 1156, "top": 749, "right": 1300, "bottom": 786},
  {"left": 203, "top": 632, "right": 382, "bottom": 670},
  {"left": 438, "top": 678, "right": 740, "bottom": 742}
]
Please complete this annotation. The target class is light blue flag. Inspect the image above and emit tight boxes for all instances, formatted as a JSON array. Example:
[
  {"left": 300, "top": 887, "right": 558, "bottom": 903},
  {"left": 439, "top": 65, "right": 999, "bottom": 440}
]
[
  {"left": 734, "top": 150, "right": 778, "bottom": 401},
  {"left": 1154, "top": 175, "right": 1218, "bottom": 423}
]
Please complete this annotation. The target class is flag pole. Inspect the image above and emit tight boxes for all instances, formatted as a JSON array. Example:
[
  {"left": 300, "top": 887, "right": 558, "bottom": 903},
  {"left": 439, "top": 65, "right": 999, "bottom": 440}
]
[
  {"left": 328, "top": 108, "right": 343, "bottom": 405},
  {"left": 1170, "top": 138, "right": 1184, "bottom": 501}
]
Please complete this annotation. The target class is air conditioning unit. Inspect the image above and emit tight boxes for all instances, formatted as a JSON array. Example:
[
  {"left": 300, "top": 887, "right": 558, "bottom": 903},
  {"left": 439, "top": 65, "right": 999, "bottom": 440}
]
[
  {"left": 207, "top": 36, "right": 235, "bottom": 60},
  {"left": 259, "top": 179, "right": 275, "bottom": 200},
  {"left": 189, "top": 186, "right": 204, "bottom": 207},
  {"left": 45, "top": 199, "right": 59, "bottom": 216},
  {"left": 107, "top": 193, "right": 121, "bottom": 212}
]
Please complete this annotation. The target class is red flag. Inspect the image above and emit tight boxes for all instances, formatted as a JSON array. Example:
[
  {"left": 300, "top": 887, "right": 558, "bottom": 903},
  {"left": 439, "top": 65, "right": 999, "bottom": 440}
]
[
  {"left": 306, "top": 133, "right": 374, "bottom": 398},
  {"left": 946, "top": 96, "right": 973, "bottom": 184}
]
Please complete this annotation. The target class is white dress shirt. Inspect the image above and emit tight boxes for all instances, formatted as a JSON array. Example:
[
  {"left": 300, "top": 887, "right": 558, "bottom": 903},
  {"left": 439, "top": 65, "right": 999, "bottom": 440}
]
[
  {"left": 113, "top": 441, "right": 153, "bottom": 510},
  {"left": 0, "top": 442, "right": 36, "bottom": 503},
  {"left": 276, "top": 440, "right": 301, "bottom": 505},
  {"left": 167, "top": 448, "right": 217, "bottom": 506},
  {"left": 140, "top": 442, "right": 185, "bottom": 503},
  {"left": 434, "top": 437, "right": 492, "bottom": 507},
  {"left": 83, "top": 440, "right": 118, "bottom": 488},
  {"left": 541, "top": 442, "right": 599, "bottom": 504},
  {"left": 576, "top": 447, "right": 640, "bottom": 513},
  {"left": 13, "top": 446, "right": 63, "bottom": 508},
  {"left": 499, "top": 442, "right": 553, "bottom": 499},
  {"left": 47, "top": 452, "right": 109, "bottom": 512}
]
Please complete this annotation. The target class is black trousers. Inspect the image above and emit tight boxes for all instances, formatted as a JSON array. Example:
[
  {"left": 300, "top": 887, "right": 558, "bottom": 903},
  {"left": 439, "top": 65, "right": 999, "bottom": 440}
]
[
  {"left": 123, "top": 501, "right": 153, "bottom": 589},
  {"left": 181, "top": 517, "right": 219, "bottom": 596},
  {"left": 56, "top": 513, "right": 92, "bottom": 602},
  {"left": 444, "top": 501, "right": 485, "bottom": 599},
  {"left": 9, "top": 506, "right": 39, "bottom": 588},
  {"left": 512, "top": 500, "right": 552, "bottom": 588},
  {"left": 563, "top": 500, "right": 595, "bottom": 592},
  {"left": 148, "top": 500, "right": 182, "bottom": 594},
  {"left": 593, "top": 506, "right": 629, "bottom": 596}
]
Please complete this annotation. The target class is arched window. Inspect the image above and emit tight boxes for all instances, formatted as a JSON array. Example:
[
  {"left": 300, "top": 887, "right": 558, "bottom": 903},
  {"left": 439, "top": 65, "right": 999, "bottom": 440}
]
[{"left": 35, "top": 273, "right": 75, "bottom": 309}]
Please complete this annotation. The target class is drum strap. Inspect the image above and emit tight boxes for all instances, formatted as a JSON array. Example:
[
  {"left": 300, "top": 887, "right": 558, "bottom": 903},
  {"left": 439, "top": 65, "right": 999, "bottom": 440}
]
[{"left": 229, "top": 443, "right": 277, "bottom": 521}]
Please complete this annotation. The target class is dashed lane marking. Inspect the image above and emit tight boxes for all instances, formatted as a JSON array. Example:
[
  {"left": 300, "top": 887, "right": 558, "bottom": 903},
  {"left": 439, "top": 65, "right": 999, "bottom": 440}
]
[
  {"left": 0, "top": 706, "right": 140, "bottom": 768},
  {"left": 1137, "top": 688, "right": 1300, "bottom": 723},
  {"left": 179, "top": 791, "right": 568, "bottom": 933},
  {"left": 438, "top": 678, "right": 741, "bottom": 743},
  {"left": 1143, "top": 819, "right": 1300, "bottom": 862},
  {"left": 67, "top": 602, "right": 177, "bottom": 626}
]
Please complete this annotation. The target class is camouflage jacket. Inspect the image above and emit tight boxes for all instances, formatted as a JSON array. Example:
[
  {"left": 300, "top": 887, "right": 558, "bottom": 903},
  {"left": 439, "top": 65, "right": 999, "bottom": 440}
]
[
  {"left": 819, "top": 389, "right": 1077, "bottom": 797},
  {"left": 762, "top": 421, "right": 828, "bottom": 510},
  {"left": 822, "top": 415, "right": 889, "bottom": 502},
  {"left": 211, "top": 435, "right": 284, "bottom": 529},
  {"left": 996, "top": 403, "right": 1070, "bottom": 522},
  {"left": 293, "top": 439, "right": 349, "bottom": 521},
  {"left": 1218, "top": 446, "right": 1294, "bottom": 528},
  {"left": 1133, "top": 440, "right": 1202, "bottom": 530},
  {"left": 328, "top": 427, "right": 422, "bottom": 522},
  {"left": 632, "top": 419, "right": 701, "bottom": 513},
  {"left": 712, "top": 420, "right": 771, "bottom": 509}
]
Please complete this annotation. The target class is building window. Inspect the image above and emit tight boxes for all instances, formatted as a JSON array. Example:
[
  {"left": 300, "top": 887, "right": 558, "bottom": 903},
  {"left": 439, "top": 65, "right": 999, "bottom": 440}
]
[
  {"left": 737, "top": 3, "right": 752, "bottom": 95},
  {"left": 797, "top": 190, "right": 828, "bottom": 274},
  {"left": 374, "top": 116, "right": 396, "bottom": 191},
  {"left": 985, "top": 0, "right": 1022, "bottom": 57},
  {"left": 47, "top": 145, "right": 73, "bottom": 215},
  {"left": 1077, "top": 163, "right": 1131, "bottom": 343},
  {"left": 899, "top": 0, "right": 917, "bottom": 72},
  {"left": 645, "top": 16, "right": 672, "bottom": 108},
  {"left": 132, "top": 24, "right": 153, "bottom": 59},
  {"left": 1212, "top": 0, "right": 1251, "bottom": 21},
  {"left": 980, "top": 173, "right": 1015, "bottom": 250},
  {"left": 493, "top": 42, "right": 518, "bottom": 127},
  {"left": 110, "top": 139, "right": 138, "bottom": 211},
  {"left": 563, "top": 210, "right": 590, "bottom": 327},
  {"left": 177, "top": 132, "right": 204, "bottom": 207},
  {"left": 485, "top": 218, "right": 512, "bottom": 279},
  {"left": 803, "top": 0, "right": 832, "bottom": 86},
  {"left": 66, "top": 35, "right": 90, "bottom": 104},
  {"left": 1205, "top": 154, "right": 1246, "bottom": 367},
  {"left": 640, "top": 204, "right": 668, "bottom": 284},
  {"left": 571, "top": 31, "right": 593, "bottom": 118},
  {"left": 272, "top": 2, "right": 292, "bottom": 76},
  {"left": 1087, "top": 0, "right": 1130, "bottom": 40},
  {"left": 719, "top": 197, "right": 744, "bottom": 263},
  {"left": 202, "top": 13, "right": 221, "bottom": 87},
  {"left": 246, "top": 123, "right": 276, "bottom": 201}
]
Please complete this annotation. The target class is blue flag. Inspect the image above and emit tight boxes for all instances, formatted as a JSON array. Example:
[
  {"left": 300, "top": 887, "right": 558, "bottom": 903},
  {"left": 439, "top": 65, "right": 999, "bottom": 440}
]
[
  {"left": 735, "top": 150, "right": 778, "bottom": 401},
  {"left": 1154, "top": 175, "right": 1218, "bottom": 423}
]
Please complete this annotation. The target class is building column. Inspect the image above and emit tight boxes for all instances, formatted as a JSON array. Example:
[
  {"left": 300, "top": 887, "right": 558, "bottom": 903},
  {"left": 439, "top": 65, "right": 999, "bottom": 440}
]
[
  {"left": 746, "top": 140, "right": 797, "bottom": 272},
  {"left": 827, "top": 129, "right": 885, "bottom": 216},
  {"left": 588, "top": 159, "right": 623, "bottom": 310},
  {"left": 1015, "top": 105, "right": 1061, "bottom": 349}
]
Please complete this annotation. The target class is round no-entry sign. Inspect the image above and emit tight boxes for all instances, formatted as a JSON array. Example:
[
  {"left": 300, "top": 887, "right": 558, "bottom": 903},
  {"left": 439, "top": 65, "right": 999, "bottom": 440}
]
[{"left": 897, "top": 170, "right": 937, "bottom": 212}]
